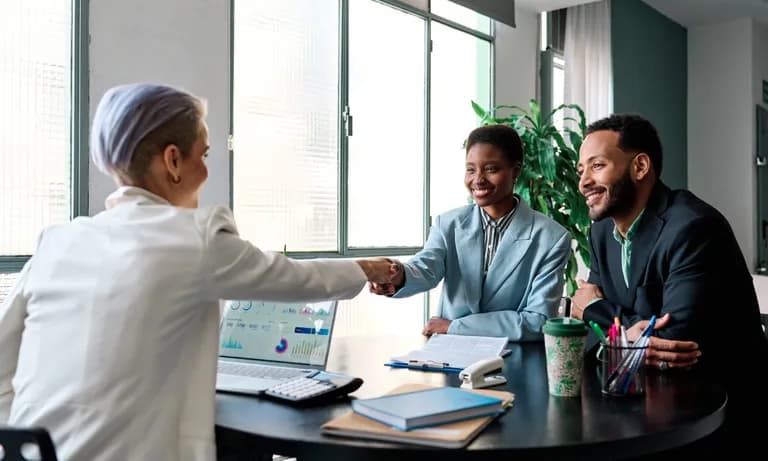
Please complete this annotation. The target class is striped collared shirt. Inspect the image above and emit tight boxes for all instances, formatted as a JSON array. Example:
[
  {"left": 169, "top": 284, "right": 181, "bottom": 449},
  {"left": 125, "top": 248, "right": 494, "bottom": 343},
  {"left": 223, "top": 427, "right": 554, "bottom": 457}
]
[{"left": 479, "top": 198, "right": 519, "bottom": 273}]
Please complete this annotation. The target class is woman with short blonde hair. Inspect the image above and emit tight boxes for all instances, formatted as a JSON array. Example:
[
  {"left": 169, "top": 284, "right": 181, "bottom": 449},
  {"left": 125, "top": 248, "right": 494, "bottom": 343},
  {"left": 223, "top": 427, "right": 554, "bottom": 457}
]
[{"left": 0, "top": 83, "right": 394, "bottom": 461}]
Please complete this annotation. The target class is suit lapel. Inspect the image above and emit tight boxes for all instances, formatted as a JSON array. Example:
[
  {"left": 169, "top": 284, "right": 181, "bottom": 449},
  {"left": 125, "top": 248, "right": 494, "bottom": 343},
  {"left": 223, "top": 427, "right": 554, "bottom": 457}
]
[
  {"left": 482, "top": 201, "right": 534, "bottom": 302},
  {"left": 456, "top": 207, "right": 484, "bottom": 313},
  {"left": 627, "top": 184, "right": 670, "bottom": 293}
]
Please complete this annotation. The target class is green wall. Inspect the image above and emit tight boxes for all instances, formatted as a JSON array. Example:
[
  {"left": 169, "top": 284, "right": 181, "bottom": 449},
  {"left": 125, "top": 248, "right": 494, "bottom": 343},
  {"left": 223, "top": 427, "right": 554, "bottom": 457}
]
[{"left": 611, "top": 0, "right": 687, "bottom": 189}]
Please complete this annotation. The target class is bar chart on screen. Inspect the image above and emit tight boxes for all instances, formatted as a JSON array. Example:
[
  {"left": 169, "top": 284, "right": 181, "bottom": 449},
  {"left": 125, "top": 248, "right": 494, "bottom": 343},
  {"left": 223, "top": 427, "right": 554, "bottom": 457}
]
[{"left": 289, "top": 338, "right": 326, "bottom": 362}]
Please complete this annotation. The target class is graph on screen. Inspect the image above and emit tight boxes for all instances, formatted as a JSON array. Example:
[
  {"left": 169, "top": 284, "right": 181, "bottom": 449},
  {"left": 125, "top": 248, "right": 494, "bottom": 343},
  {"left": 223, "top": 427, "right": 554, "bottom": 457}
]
[{"left": 218, "top": 300, "right": 337, "bottom": 366}]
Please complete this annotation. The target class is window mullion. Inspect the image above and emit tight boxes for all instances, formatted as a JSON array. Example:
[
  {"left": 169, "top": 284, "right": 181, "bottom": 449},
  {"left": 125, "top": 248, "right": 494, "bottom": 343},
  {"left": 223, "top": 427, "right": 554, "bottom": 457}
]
[
  {"left": 71, "top": 0, "right": 90, "bottom": 218},
  {"left": 423, "top": 17, "right": 432, "bottom": 326},
  {"left": 0, "top": 257, "right": 29, "bottom": 273},
  {"left": 339, "top": 0, "right": 350, "bottom": 256}
]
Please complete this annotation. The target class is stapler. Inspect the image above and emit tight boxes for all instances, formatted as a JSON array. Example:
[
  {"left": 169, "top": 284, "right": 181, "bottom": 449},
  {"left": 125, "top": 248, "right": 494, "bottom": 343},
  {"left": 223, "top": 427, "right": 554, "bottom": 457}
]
[{"left": 459, "top": 356, "right": 507, "bottom": 389}]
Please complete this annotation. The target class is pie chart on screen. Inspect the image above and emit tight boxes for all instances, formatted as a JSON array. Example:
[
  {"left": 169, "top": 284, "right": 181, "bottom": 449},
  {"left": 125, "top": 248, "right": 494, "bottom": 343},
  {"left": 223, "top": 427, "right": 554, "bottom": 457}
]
[{"left": 275, "top": 338, "right": 288, "bottom": 354}]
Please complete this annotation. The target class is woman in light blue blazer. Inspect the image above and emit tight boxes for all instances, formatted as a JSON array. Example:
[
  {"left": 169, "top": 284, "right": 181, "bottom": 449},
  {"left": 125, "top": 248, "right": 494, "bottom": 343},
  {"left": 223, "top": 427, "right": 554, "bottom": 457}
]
[{"left": 372, "top": 125, "right": 570, "bottom": 341}]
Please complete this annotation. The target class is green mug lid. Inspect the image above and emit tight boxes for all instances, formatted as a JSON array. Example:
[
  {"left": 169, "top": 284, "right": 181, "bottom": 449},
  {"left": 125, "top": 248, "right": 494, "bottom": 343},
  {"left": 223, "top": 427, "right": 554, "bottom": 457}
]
[{"left": 543, "top": 318, "right": 587, "bottom": 337}]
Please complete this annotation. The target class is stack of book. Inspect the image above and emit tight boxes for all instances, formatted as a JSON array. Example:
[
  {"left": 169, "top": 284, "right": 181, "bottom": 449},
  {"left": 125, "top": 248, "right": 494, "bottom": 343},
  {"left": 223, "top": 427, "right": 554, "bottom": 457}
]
[{"left": 321, "top": 384, "right": 515, "bottom": 448}]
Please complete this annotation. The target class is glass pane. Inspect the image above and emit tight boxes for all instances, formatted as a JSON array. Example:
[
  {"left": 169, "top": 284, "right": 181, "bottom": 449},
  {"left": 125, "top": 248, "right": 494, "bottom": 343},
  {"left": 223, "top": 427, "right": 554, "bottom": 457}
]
[
  {"left": 347, "top": 0, "right": 425, "bottom": 248},
  {"left": 431, "top": 0, "right": 491, "bottom": 35},
  {"left": 233, "top": 0, "right": 339, "bottom": 253},
  {"left": 429, "top": 22, "right": 491, "bottom": 217},
  {"left": 0, "top": 0, "right": 72, "bottom": 255},
  {"left": 0, "top": 273, "right": 20, "bottom": 305},
  {"left": 335, "top": 256, "right": 424, "bottom": 337}
]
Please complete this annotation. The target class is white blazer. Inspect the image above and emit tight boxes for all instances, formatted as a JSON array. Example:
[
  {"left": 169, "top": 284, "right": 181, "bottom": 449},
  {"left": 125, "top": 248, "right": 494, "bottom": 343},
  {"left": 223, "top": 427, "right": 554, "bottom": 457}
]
[{"left": 0, "top": 187, "right": 366, "bottom": 461}]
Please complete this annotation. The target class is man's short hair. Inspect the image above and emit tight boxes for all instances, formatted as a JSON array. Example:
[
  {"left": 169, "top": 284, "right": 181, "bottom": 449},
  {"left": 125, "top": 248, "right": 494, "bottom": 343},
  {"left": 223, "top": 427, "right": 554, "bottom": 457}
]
[
  {"left": 586, "top": 114, "right": 663, "bottom": 177},
  {"left": 465, "top": 124, "right": 523, "bottom": 166}
]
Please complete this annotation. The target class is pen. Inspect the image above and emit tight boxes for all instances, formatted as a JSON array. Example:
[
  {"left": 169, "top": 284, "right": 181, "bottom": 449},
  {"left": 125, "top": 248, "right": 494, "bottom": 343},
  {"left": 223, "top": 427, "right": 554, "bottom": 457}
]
[
  {"left": 408, "top": 360, "right": 450, "bottom": 368},
  {"left": 588, "top": 320, "right": 608, "bottom": 344},
  {"left": 640, "top": 315, "right": 657, "bottom": 337}
]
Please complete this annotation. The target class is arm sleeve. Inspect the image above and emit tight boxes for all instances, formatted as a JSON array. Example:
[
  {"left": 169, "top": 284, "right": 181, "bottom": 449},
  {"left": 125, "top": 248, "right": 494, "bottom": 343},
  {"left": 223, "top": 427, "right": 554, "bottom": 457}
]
[
  {"left": 0, "top": 259, "right": 32, "bottom": 422},
  {"left": 392, "top": 218, "right": 448, "bottom": 298},
  {"left": 652, "top": 217, "right": 721, "bottom": 341},
  {"left": 200, "top": 206, "right": 367, "bottom": 302},
  {"left": 447, "top": 231, "right": 571, "bottom": 341}
]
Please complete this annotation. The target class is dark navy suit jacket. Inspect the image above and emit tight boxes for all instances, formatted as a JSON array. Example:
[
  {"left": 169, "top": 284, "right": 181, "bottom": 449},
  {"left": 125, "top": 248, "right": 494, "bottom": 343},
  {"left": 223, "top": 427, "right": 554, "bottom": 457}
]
[{"left": 583, "top": 182, "right": 768, "bottom": 442}]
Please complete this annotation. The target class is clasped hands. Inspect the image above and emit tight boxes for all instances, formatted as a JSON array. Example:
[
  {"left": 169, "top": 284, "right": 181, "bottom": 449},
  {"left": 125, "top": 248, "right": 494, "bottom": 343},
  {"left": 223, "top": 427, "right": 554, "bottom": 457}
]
[
  {"left": 573, "top": 279, "right": 701, "bottom": 371},
  {"left": 366, "top": 259, "right": 405, "bottom": 296},
  {"left": 355, "top": 258, "right": 403, "bottom": 286},
  {"left": 365, "top": 260, "right": 452, "bottom": 336}
]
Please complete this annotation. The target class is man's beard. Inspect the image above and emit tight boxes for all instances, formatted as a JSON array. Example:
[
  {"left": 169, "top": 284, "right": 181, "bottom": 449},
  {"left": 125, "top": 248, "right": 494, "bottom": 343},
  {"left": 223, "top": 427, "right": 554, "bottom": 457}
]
[{"left": 588, "top": 168, "right": 638, "bottom": 221}]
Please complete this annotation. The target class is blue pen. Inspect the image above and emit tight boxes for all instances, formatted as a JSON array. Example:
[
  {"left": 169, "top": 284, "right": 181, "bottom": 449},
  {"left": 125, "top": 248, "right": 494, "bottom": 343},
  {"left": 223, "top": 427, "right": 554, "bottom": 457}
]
[{"left": 640, "top": 315, "right": 657, "bottom": 337}]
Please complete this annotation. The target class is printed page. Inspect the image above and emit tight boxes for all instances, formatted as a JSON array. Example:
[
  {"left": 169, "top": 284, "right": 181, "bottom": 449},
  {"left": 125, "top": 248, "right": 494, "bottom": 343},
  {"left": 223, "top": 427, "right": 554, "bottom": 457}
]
[{"left": 391, "top": 334, "right": 507, "bottom": 368}]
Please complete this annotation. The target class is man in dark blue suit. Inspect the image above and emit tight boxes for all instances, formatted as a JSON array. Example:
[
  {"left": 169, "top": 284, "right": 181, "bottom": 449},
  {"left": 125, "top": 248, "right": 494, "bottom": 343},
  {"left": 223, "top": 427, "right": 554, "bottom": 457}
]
[{"left": 571, "top": 114, "right": 768, "bottom": 452}]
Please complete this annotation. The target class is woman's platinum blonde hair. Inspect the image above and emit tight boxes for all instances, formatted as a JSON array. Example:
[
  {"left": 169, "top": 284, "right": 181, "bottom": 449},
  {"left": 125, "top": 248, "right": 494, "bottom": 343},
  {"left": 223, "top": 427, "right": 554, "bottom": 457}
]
[{"left": 90, "top": 83, "right": 207, "bottom": 184}]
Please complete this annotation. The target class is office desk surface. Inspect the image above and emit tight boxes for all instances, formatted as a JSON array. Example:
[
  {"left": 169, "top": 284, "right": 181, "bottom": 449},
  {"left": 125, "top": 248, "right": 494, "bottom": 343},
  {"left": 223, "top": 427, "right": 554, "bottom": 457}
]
[{"left": 215, "top": 336, "right": 725, "bottom": 461}]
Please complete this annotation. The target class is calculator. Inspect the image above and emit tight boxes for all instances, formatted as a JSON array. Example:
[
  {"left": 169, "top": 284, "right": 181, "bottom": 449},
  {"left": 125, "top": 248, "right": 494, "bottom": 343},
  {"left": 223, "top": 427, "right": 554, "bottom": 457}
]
[{"left": 264, "top": 371, "right": 363, "bottom": 405}]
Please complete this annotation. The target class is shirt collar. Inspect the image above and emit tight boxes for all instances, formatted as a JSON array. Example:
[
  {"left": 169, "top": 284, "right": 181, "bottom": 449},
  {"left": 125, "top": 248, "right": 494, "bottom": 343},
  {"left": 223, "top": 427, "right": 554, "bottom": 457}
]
[
  {"left": 612, "top": 209, "right": 645, "bottom": 243},
  {"left": 105, "top": 186, "right": 171, "bottom": 209},
  {"left": 480, "top": 196, "right": 519, "bottom": 228}
]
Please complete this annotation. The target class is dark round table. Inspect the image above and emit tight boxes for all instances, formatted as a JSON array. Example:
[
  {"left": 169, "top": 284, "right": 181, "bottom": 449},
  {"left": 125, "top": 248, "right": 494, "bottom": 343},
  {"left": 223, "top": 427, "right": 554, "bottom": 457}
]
[{"left": 215, "top": 335, "right": 726, "bottom": 460}]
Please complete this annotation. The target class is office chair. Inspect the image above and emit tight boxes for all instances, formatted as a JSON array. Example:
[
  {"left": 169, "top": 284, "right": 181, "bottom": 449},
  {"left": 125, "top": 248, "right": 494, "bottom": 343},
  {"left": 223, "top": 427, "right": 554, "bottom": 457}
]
[
  {"left": 0, "top": 427, "right": 58, "bottom": 461},
  {"left": 761, "top": 313, "right": 768, "bottom": 339}
]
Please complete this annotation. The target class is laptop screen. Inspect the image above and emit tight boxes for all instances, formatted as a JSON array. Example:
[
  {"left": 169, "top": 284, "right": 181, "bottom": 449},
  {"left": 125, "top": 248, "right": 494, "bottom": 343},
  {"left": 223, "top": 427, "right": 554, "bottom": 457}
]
[{"left": 218, "top": 300, "right": 338, "bottom": 367}]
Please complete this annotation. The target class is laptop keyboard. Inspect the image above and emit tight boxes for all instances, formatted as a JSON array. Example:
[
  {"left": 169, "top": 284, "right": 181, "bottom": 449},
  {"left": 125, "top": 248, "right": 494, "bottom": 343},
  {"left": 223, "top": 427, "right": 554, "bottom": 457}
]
[{"left": 218, "top": 362, "right": 307, "bottom": 380}]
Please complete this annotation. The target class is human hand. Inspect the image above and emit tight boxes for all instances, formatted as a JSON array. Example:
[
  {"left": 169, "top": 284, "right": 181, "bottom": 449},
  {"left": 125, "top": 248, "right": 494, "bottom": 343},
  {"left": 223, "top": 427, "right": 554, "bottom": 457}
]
[
  {"left": 422, "top": 317, "right": 451, "bottom": 336},
  {"left": 356, "top": 258, "right": 401, "bottom": 284},
  {"left": 368, "top": 260, "right": 404, "bottom": 296},
  {"left": 626, "top": 313, "right": 701, "bottom": 370},
  {"left": 571, "top": 279, "right": 604, "bottom": 320},
  {"left": 369, "top": 281, "right": 396, "bottom": 296}
]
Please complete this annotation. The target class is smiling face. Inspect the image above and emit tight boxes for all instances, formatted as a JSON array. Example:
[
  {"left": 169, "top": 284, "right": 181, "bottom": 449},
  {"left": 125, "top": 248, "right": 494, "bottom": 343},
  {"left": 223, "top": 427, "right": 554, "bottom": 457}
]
[
  {"left": 577, "top": 130, "right": 638, "bottom": 221},
  {"left": 465, "top": 142, "right": 520, "bottom": 219}
]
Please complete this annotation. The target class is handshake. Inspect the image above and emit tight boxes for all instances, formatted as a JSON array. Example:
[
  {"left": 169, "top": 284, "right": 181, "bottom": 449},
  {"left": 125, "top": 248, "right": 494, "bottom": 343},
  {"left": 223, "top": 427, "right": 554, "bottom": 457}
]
[{"left": 355, "top": 258, "right": 405, "bottom": 296}]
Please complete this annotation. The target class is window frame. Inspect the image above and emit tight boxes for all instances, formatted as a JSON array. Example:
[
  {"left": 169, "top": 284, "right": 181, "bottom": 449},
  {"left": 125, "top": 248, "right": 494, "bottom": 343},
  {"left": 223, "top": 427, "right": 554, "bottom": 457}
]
[
  {"left": 229, "top": 0, "right": 494, "bottom": 260},
  {"left": 0, "top": 0, "right": 90, "bottom": 274},
  {"left": 229, "top": 0, "right": 494, "bottom": 327}
]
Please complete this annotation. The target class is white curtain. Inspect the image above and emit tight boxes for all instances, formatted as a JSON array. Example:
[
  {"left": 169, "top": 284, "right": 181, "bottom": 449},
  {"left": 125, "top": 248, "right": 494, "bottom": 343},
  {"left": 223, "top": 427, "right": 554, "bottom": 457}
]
[{"left": 564, "top": 0, "right": 613, "bottom": 125}]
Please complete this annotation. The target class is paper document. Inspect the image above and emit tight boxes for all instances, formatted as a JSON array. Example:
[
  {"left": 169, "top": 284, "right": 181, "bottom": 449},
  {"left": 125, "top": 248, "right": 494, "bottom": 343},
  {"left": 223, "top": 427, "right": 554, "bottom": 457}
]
[{"left": 390, "top": 334, "right": 507, "bottom": 369}]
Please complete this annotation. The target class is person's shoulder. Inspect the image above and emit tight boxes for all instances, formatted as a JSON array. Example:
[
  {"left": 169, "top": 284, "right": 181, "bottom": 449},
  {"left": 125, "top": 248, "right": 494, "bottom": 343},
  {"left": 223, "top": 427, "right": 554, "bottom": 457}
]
[
  {"left": 434, "top": 204, "right": 475, "bottom": 225},
  {"left": 193, "top": 205, "right": 239, "bottom": 237},
  {"left": 522, "top": 202, "right": 569, "bottom": 239},
  {"left": 663, "top": 189, "right": 728, "bottom": 228}
]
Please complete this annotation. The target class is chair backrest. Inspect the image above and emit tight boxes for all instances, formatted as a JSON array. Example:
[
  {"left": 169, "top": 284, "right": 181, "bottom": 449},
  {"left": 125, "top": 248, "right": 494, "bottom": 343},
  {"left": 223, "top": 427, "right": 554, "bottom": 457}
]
[
  {"left": 0, "top": 427, "right": 58, "bottom": 461},
  {"left": 761, "top": 314, "right": 768, "bottom": 339}
]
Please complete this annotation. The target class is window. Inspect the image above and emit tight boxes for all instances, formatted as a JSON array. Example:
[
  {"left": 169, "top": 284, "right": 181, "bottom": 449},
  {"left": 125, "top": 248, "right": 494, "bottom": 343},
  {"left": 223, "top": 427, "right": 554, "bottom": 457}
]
[
  {"left": 232, "top": 0, "right": 339, "bottom": 253},
  {"left": 233, "top": 0, "right": 493, "bottom": 336},
  {"left": 347, "top": 0, "right": 425, "bottom": 248},
  {"left": 540, "top": 8, "right": 566, "bottom": 128},
  {"left": 0, "top": 0, "right": 87, "bottom": 300}
]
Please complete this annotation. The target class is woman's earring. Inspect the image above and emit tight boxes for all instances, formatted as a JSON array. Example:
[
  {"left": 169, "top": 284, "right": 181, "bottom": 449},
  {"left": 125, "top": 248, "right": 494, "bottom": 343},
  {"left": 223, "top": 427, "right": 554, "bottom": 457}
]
[{"left": 171, "top": 175, "right": 182, "bottom": 185}]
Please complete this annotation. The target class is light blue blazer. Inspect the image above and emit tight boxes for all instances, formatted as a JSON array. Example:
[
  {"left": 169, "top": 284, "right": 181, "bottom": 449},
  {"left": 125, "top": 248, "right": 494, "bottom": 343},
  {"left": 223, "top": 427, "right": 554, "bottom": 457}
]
[{"left": 394, "top": 200, "right": 570, "bottom": 341}]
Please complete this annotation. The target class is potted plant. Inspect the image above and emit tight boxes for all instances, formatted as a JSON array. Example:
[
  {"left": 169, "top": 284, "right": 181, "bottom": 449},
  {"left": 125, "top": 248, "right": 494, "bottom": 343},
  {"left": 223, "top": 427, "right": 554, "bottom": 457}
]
[{"left": 471, "top": 100, "right": 590, "bottom": 296}]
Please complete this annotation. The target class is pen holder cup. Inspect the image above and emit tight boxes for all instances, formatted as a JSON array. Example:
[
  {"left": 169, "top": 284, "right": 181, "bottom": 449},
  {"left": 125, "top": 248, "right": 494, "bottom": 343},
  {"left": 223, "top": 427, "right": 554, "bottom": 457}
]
[{"left": 597, "top": 343, "right": 648, "bottom": 397}]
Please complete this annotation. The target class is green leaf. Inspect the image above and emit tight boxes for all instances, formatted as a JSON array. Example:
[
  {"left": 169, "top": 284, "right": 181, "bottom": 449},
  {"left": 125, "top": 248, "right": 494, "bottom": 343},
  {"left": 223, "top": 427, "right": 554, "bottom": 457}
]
[{"left": 471, "top": 100, "right": 488, "bottom": 120}]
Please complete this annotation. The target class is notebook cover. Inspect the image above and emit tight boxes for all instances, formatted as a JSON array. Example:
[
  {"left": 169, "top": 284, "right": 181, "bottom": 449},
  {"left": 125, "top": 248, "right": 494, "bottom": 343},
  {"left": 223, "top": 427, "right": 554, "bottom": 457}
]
[
  {"left": 351, "top": 386, "right": 504, "bottom": 430},
  {"left": 322, "top": 384, "right": 514, "bottom": 448}
]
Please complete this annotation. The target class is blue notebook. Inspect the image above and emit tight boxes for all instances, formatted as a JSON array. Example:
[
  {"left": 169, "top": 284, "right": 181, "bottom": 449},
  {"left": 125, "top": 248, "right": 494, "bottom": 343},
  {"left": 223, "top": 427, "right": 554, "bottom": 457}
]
[{"left": 351, "top": 386, "right": 505, "bottom": 431}]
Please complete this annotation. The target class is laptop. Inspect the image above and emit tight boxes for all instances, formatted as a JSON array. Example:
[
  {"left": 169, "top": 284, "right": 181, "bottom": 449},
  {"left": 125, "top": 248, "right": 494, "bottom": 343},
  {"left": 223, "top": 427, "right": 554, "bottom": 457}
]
[{"left": 216, "top": 299, "right": 339, "bottom": 395}]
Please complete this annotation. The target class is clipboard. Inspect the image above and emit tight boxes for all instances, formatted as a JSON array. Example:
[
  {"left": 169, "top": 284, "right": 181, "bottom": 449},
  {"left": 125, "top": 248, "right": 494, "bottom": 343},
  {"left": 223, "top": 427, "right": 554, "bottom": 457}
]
[
  {"left": 387, "top": 334, "right": 508, "bottom": 372},
  {"left": 384, "top": 360, "right": 464, "bottom": 373}
]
